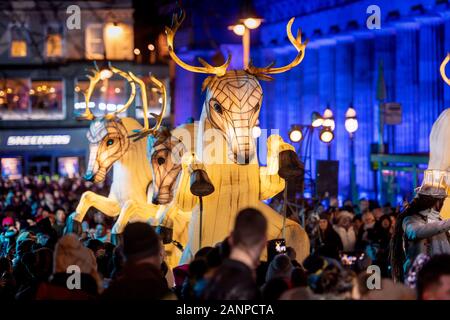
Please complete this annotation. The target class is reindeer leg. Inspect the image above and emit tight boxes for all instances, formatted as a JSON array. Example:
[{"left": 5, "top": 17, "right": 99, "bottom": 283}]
[{"left": 74, "top": 191, "right": 121, "bottom": 222}]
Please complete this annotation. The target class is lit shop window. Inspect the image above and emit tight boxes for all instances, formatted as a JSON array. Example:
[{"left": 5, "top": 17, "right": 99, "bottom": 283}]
[
  {"left": 135, "top": 76, "right": 171, "bottom": 119},
  {"left": 30, "top": 81, "right": 63, "bottom": 117},
  {"left": 46, "top": 25, "right": 63, "bottom": 58},
  {"left": 10, "top": 26, "right": 28, "bottom": 57},
  {"left": 0, "top": 79, "right": 30, "bottom": 117},
  {"left": 74, "top": 77, "right": 128, "bottom": 117},
  {"left": 85, "top": 24, "right": 105, "bottom": 60},
  {"left": 0, "top": 79, "right": 64, "bottom": 120},
  {"left": 104, "top": 22, "right": 134, "bottom": 60}
]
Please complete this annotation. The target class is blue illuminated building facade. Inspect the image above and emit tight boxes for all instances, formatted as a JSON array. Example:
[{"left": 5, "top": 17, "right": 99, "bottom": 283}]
[{"left": 171, "top": 0, "right": 450, "bottom": 203}]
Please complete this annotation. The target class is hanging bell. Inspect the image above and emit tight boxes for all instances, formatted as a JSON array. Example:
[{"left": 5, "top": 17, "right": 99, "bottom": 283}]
[
  {"left": 190, "top": 169, "right": 215, "bottom": 196},
  {"left": 155, "top": 225, "right": 174, "bottom": 245},
  {"left": 278, "top": 150, "right": 304, "bottom": 180}
]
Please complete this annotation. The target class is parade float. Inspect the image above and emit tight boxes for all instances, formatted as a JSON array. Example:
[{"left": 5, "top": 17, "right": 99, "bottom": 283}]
[{"left": 165, "top": 11, "right": 310, "bottom": 262}]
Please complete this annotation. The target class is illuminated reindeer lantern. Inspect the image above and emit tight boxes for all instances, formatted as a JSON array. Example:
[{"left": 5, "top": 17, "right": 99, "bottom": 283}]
[
  {"left": 425, "top": 53, "right": 450, "bottom": 219},
  {"left": 167, "top": 12, "right": 310, "bottom": 261},
  {"left": 68, "top": 65, "right": 179, "bottom": 237}
]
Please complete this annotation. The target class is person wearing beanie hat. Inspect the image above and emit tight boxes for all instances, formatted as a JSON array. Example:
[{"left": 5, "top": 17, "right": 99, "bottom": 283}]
[
  {"left": 101, "top": 222, "right": 172, "bottom": 300},
  {"left": 35, "top": 234, "right": 101, "bottom": 300},
  {"left": 265, "top": 254, "right": 293, "bottom": 282}
]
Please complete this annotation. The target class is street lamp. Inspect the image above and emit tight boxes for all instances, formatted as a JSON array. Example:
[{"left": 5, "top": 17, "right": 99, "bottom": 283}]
[
  {"left": 228, "top": 16, "right": 263, "bottom": 68},
  {"left": 345, "top": 106, "right": 358, "bottom": 204},
  {"left": 288, "top": 125, "right": 303, "bottom": 143},
  {"left": 322, "top": 106, "right": 335, "bottom": 159},
  {"left": 319, "top": 126, "right": 334, "bottom": 143},
  {"left": 311, "top": 112, "right": 323, "bottom": 128}
]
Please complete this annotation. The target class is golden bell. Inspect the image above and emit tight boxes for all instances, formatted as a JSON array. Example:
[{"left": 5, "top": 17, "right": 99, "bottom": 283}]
[
  {"left": 278, "top": 150, "right": 304, "bottom": 180},
  {"left": 190, "top": 169, "right": 215, "bottom": 196}
]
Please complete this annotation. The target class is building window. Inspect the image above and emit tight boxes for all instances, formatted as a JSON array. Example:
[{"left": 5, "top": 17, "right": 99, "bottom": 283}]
[
  {"left": 10, "top": 25, "right": 28, "bottom": 57},
  {"left": 0, "top": 79, "right": 64, "bottom": 120},
  {"left": 103, "top": 22, "right": 134, "bottom": 60},
  {"left": 46, "top": 25, "right": 63, "bottom": 58},
  {"left": 0, "top": 79, "right": 30, "bottom": 117},
  {"left": 135, "top": 76, "right": 171, "bottom": 119},
  {"left": 85, "top": 24, "right": 105, "bottom": 60},
  {"left": 30, "top": 80, "right": 63, "bottom": 117},
  {"left": 74, "top": 77, "right": 128, "bottom": 117}
]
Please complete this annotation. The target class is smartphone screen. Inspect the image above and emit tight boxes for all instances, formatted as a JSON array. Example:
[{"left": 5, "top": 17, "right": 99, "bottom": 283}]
[{"left": 267, "top": 238, "right": 287, "bottom": 262}]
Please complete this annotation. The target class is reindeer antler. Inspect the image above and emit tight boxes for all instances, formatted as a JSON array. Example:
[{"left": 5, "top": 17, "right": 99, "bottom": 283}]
[
  {"left": 441, "top": 53, "right": 450, "bottom": 86},
  {"left": 76, "top": 68, "right": 100, "bottom": 121},
  {"left": 166, "top": 10, "right": 231, "bottom": 76},
  {"left": 128, "top": 73, "right": 167, "bottom": 141},
  {"left": 246, "top": 18, "right": 308, "bottom": 80},
  {"left": 76, "top": 64, "right": 137, "bottom": 121}
]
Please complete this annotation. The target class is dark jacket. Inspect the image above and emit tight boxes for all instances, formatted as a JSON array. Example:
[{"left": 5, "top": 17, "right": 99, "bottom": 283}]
[
  {"left": 402, "top": 209, "right": 450, "bottom": 273},
  {"left": 202, "top": 259, "right": 260, "bottom": 300},
  {"left": 35, "top": 272, "right": 98, "bottom": 300},
  {"left": 101, "top": 262, "right": 171, "bottom": 300}
]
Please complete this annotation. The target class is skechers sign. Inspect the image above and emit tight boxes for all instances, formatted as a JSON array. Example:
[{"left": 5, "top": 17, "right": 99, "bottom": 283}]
[{"left": 7, "top": 135, "right": 71, "bottom": 146}]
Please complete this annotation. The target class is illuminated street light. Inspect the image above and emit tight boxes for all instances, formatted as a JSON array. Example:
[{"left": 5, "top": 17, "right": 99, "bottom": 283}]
[
  {"left": 228, "top": 12, "right": 263, "bottom": 68},
  {"left": 322, "top": 106, "right": 335, "bottom": 131},
  {"left": 311, "top": 112, "right": 323, "bottom": 128},
  {"left": 230, "top": 24, "right": 246, "bottom": 36},
  {"left": 288, "top": 125, "right": 303, "bottom": 143},
  {"left": 148, "top": 44, "right": 155, "bottom": 51},
  {"left": 243, "top": 17, "right": 262, "bottom": 29},
  {"left": 345, "top": 107, "right": 358, "bottom": 134},
  {"left": 319, "top": 127, "right": 334, "bottom": 143},
  {"left": 133, "top": 48, "right": 141, "bottom": 55}
]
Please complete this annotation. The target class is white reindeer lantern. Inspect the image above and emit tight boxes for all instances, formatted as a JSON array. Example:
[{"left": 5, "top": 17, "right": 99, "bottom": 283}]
[
  {"left": 67, "top": 65, "right": 171, "bottom": 238},
  {"left": 167, "top": 11, "right": 310, "bottom": 262}
]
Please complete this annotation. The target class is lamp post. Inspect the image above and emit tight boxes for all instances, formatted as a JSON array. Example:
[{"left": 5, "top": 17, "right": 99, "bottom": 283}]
[
  {"left": 345, "top": 106, "right": 358, "bottom": 204},
  {"left": 228, "top": 17, "right": 262, "bottom": 68},
  {"left": 322, "top": 106, "right": 335, "bottom": 160}
]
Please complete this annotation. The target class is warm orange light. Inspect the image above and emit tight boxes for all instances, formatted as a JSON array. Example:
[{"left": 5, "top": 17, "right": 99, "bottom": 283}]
[
  {"left": 148, "top": 44, "right": 155, "bottom": 51},
  {"left": 134, "top": 48, "right": 141, "bottom": 55},
  {"left": 243, "top": 18, "right": 262, "bottom": 29},
  {"left": 232, "top": 24, "right": 246, "bottom": 36},
  {"left": 106, "top": 23, "right": 123, "bottom": 38}
]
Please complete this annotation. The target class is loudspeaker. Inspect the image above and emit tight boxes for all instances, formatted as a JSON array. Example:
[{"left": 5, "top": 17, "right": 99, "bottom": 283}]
[{"left": 316, "top": 160, "right": 339, "bottom": 198}]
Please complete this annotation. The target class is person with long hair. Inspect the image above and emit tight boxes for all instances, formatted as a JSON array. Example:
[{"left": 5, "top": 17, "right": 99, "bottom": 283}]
[{"left": 391, "top": 185, "right": 450, "bottom": 283}]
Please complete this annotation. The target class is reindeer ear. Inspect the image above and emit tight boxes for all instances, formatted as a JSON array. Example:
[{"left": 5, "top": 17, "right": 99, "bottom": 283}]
[{"left": 202, "top": 76, "right": 215, "bottom": 92}]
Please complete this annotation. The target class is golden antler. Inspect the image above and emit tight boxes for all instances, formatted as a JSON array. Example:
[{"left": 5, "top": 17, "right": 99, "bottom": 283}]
[
  {"left": 77, "top": 64, "right": 137, "bottom": 121},
  {"left": 105, "top": 66, "right": 136, "bottom": 119},
  {"left": 441, "top": 53, "right": 450, "bottom": 86},
  {"left": 246, "top": 18, "right": 308, "bottom": 79},
  {"left": 165, "top": 10, "right": 231, "bottom": 77},
  {"left": 128, "top": 73, "right": 167, "bottom": 141},
  {"left": 76, "top": 68, "right": 100, "bottom": 120}
]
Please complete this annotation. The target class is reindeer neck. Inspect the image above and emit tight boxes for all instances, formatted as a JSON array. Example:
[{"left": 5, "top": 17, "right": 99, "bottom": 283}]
[{"left": 111, "top": 138, "right": 152, "bottom": 204}]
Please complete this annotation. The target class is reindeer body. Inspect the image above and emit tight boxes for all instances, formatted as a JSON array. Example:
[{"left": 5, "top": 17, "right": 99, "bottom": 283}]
[
  {"left": 109, "top": 118, "right": 152, "bottom": 206},
  {"left": 173, "top": 115, "right": 310, "bottom": 263}
]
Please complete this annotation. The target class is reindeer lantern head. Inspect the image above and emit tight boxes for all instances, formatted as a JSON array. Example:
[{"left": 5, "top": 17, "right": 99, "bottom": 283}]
[
  {"left": 147, "top": 127, "right": 187, "bottom": 204},
  {"left": 166, "top": 11, "right": 307, "bottom": 164},
  {"left": 77, "top": 65, "right": 166, "bottom": 183}
]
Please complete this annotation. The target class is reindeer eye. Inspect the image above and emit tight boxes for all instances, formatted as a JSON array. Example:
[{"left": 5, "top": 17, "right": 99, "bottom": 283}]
[
  {"left": 213, "top": 102, "right": 223, "bottom": 114},
  {"left": 157, "top": 157, "right": 165, "bottom": 165},
  {"left": 107, "top": 139, "right": 114, "bottom": 146}
]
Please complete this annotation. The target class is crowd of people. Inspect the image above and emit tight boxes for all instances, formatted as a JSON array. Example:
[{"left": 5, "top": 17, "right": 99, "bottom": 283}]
[{"left": 1, "top": 175, "right": 450, "bottom": 300}]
